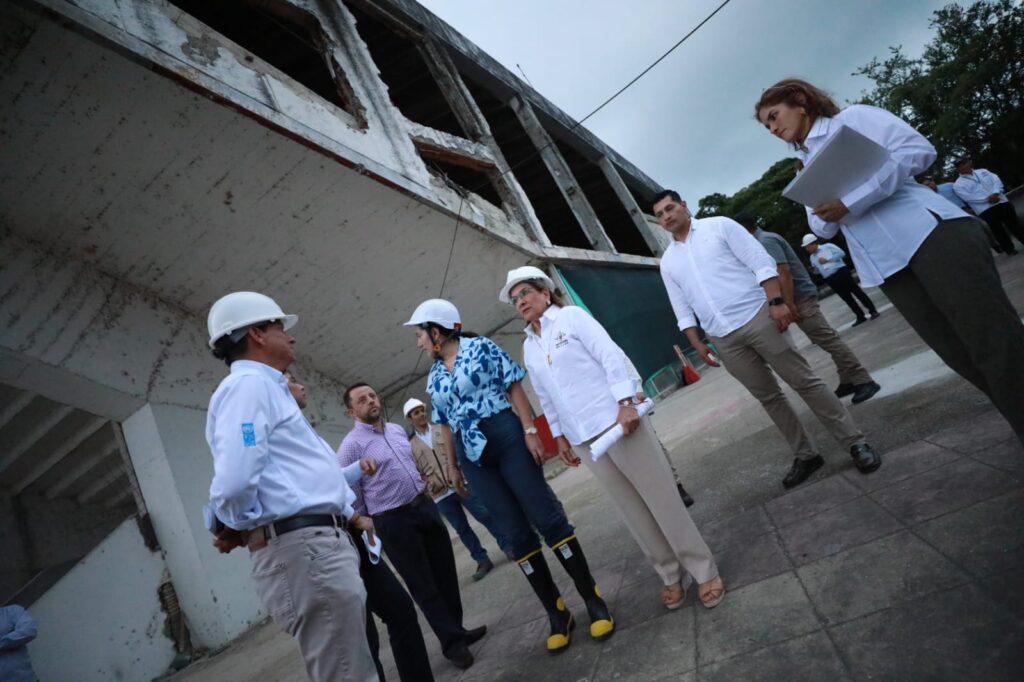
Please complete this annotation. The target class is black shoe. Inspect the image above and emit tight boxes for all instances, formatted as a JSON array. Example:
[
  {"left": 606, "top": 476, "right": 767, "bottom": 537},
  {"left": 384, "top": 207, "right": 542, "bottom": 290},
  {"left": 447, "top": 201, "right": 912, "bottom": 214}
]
[
  {"left": 676, "top": 482, "right": 695, "bottom": 508},
  {"left": 446, "top": 643, "right": 474, "bottom": 670},
  {"left": 868, "top": 311, "right": 881, "bottom": 320},
  {"left": 850, "top": 443, "right": 882, "bottom": 473},
  {"left": 851, "top": 381, "right": 881, "bottom": 404},
  {"left": 472, "top": 559, "right": 494, "bottom": 581},
  {"left": 782, "top": 455, "right": 824, "bottom": 488},
  {"left": 465, "top": 625, "right": 487, "bottom": 645},
  {"left": 852, "top": 318, "right": 868, "bottom": 327},
  {"left": 834, "top": 383, "right": 855, "bottom": 399}
]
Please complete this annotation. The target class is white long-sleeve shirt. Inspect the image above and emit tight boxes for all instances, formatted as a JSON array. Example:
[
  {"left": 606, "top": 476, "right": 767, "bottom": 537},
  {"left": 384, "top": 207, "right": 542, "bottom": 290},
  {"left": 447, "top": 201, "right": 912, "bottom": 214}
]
[
  {"left": 523, "top": 305, "right": 637, "bottom": 445},
  {"left": 953, "top": 169, "right": 1008, "bottom": 215},
  {"left": 659, "top": 216, "right": 778, "bottom": 338},
  {"left": 205, "top": 360, "right": 356, "bottom": 530},
  {"left": 798, "top": 105, "right": 967, "bottom": 287}
]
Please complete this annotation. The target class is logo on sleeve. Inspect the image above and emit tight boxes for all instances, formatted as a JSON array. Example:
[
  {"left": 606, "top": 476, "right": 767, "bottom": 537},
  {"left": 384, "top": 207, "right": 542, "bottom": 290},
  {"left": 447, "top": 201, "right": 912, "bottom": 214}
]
[{"left": 241, "top": 422, "right": 256, "bottom": 447}]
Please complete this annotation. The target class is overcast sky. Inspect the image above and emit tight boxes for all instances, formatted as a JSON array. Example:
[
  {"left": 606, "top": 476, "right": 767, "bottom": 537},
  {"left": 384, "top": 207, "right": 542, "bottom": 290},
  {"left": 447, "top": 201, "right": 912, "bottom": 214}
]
[{"left": 418, "top": 0, "right": 961, "bottom": 207}]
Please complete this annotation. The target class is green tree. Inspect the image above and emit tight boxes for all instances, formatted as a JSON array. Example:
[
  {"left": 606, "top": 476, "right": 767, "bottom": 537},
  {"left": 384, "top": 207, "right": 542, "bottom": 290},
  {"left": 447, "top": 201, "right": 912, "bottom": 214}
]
[{"left": 856, "top": 0, "right": 1024, "bottom": 184}]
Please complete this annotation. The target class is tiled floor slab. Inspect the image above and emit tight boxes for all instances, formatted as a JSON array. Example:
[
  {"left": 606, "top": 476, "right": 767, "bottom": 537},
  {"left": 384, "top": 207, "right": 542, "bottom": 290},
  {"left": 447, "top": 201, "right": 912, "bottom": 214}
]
[
  {"left": 694, "top": 572, "right": 819, "bottom": 666},
  {"left": 698, "top": 630, "right": 850, "bottom": 682},
  {"left": 868, "top": 458, "right": 1020, "bottom": 524},
  {"left": 830, "top": 583, "right": 1024, "bottom": 682},
  {"left": 797, "top": 530, "right": 969, "bottom": 624},
  {"left": 765, "top": 476, "right": 862, "bottom": 528},
  {"left": 915, "top": 490, "right": 1024, "bottom": 578},
  {"left": 840, "top": 439, "right": 959, "bottom": 492},
  {"left": 777, "top": 495, "right": 903, "bottom": 565}
]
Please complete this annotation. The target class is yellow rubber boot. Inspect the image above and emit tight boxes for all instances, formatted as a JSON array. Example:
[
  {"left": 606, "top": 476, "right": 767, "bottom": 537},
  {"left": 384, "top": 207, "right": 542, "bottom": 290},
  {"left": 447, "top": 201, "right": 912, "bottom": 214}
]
[
  {"left": 551, "top": 535, "right": 615, "bottom": 642},
  {"left": 518, "top": 550, "right": 575, "bottom": 654}
]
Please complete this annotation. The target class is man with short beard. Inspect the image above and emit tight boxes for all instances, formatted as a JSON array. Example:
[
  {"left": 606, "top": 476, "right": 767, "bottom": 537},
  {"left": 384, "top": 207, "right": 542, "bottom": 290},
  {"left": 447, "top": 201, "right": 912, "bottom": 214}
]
[
  {"left": 337, "top": 383, "right": 486, "bottom": 671},
  {"left": 652, "top": 192, "right": 882, "bottom": 489}
]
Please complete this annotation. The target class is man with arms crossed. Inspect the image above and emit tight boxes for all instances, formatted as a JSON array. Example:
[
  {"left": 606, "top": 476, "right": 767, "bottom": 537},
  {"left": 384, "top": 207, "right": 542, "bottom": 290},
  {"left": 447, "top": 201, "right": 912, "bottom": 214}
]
[{"left": 652, "top": 193, "right": 882, "bottom": 488}]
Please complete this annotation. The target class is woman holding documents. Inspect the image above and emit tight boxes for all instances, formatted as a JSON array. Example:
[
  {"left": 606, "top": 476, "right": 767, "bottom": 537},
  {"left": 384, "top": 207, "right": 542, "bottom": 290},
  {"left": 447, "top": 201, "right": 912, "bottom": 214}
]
[
  {"left": 755, "top": 78, "right": 1024, "bottom": 445},
  {"left": 501, "top": 266, "right": 723, "bottom": 611},
  {"left": 406, "top": 297, "right": 614, "bottom": 654}
]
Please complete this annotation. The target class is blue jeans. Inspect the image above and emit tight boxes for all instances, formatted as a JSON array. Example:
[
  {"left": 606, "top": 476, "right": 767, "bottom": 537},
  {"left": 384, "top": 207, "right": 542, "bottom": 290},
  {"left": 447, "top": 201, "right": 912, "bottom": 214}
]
[
  {"left": 460, "top": 491, "right": 512, "bottom": 553},
  {"left": 456, "top": 409, "right": 574, "bottom": 560},
  {"left": 436, "top": 494, "right": 489, "bottom": 563}
]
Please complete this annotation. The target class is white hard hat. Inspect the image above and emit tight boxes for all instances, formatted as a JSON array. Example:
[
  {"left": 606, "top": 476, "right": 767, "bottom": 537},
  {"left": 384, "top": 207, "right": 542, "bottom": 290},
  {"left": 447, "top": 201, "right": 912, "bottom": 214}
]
[
  {"left": 800, "top": 234, "right": 819, "bottom": 247},
  {"left": 403, "top": 398, "right": 425, "bottom": 417},
  {"left": 207, "top": 292, "right": 297, "bottom": 349},
  {"left": 404, "top": 299, "right": 461, "bottom": 329},
  {"left": 498, "top": 266, "right": 556, "bottom": 304}
]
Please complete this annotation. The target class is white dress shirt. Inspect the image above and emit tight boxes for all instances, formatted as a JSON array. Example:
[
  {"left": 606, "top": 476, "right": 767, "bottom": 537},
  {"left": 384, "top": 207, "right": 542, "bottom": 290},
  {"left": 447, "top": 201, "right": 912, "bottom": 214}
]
[
  {"left": 953, "top": 169, "right": 1007, "bottom": 215},
  {"left": 659, "top": 216, "right": 779, "bottom": 338},
  {"left": 206, "top": 359, "right": 356, "bottom": 530},
  {"left": 799, "top": 105, "right": 967, "bottom": 287},
  {"left": 523, "top": 305, "right": 637, "bottom": 445}
]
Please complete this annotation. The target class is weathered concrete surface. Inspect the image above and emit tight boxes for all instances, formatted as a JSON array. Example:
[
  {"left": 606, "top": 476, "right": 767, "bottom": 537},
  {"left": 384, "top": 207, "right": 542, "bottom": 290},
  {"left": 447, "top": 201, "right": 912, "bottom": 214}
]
[{"left": 168, "top": 260, "right": 1024, "bottom": 680}]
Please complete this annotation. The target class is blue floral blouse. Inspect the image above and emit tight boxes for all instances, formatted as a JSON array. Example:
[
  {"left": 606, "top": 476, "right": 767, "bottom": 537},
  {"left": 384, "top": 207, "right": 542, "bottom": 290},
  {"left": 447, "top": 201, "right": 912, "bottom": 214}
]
[{"left": 427, "top": 336, "right": 526, "bottom": 463}]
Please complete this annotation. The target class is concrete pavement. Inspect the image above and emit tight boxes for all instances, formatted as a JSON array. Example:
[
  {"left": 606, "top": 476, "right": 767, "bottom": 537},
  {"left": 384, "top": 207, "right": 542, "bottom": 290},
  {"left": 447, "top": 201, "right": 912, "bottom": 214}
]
[{"left": 169, "top": 254, "right": 1024, "bottom": 682}]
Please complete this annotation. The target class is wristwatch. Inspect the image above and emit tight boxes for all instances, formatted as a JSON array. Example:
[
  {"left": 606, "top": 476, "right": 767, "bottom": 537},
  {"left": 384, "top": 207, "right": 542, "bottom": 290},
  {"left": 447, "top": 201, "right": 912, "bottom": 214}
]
[
  {"left": 768, "top": 296, "right": 786, "bottom": 307},
  {"left": 524, "top": 426, "right": 538, "bottom": 435}
]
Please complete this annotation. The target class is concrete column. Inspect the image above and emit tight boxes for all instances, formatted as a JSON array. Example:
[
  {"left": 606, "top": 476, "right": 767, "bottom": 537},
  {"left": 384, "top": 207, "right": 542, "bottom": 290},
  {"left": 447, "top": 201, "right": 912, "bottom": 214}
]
[
  {"left": 510, "top": 95, "right": 617, "bottom": 253},
  {"left": 122, "top": 404, "right": 263, "bottom": 648},
  {"left": 418, "top": 39, "right": 553, "bottom": 247},
  {"left": 597, "top": 156, "right": 666, "bottom": 256}
]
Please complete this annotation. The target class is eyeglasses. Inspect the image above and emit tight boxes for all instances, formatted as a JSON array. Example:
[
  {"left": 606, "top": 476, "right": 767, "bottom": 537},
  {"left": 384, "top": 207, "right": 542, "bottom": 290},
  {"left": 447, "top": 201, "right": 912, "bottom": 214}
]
[{"left": 509, "top": 286, "right": 537, "bottom": 306}]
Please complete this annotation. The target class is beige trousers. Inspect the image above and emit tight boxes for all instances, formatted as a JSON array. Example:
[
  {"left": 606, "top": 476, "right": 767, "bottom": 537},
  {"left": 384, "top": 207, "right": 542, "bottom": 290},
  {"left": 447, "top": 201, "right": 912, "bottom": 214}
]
[
  {"left": 709, "top": 304, "right": 865, "bottom": 461},
  {"left": 574, "top": 417, "right": 718, "bottom": 586},
  {"left": 250, "top": 526, "right": 378, "bottom": 682},
  {"left": 795, "top": 297, "right": 873, "bottom": 385}
]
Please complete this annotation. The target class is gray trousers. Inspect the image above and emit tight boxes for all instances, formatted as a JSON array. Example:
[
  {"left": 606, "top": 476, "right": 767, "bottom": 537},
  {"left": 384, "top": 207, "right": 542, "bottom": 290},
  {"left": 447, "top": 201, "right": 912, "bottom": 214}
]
[
  {"left": 795, "top": 297, "right": 873, "bottom": 386},
  {"left": 880, "top": 216, "right": 1024, "bottom": 443},
  {"left": 250, "top": 526, "right": 378, "bottom": 682},
  {"left": 710, "top": 304, "right": 866, "bottom": 461}
]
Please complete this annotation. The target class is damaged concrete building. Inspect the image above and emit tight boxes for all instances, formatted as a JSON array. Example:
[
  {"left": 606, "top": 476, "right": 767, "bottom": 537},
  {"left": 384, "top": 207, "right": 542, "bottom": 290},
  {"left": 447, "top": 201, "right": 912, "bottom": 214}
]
[{"left": 0, "top": 0, "right": 683, "bottom": 678}]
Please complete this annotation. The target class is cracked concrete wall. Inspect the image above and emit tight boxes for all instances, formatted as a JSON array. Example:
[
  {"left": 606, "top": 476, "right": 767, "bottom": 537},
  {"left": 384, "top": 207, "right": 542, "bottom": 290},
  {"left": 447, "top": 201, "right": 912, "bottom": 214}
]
[{"left": 25, "top": 518, "right": 177, "bottom": 682}]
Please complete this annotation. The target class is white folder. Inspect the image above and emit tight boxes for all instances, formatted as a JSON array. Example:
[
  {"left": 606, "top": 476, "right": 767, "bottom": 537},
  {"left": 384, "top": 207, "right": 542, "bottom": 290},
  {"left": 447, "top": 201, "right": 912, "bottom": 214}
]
[{"left": 782, "top": 125, "right": 889, "bottom": 208}]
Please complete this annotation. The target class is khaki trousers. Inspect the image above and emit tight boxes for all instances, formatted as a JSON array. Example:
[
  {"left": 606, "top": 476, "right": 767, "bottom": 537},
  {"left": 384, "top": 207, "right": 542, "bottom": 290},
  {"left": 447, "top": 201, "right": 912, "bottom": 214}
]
[
  {"left": 573, "top": 417, "right": 718, "bottom": 585},
  {"left": 709, "top": 304, "right": 865, "bottom": 461},
  {"left": 250, "top": 526, "right": 378, "bottom": 682},
  {"left": 795, "top": 297, "right": 873, "bottom": 386}
]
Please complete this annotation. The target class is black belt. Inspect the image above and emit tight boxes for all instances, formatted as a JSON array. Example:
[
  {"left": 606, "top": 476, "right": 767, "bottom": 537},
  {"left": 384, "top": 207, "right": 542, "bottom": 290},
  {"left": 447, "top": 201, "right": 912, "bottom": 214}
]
[
  {"left": 263, "top": 513, "right": 344, "bottom": 540},
  {"left": 373, "top": 492, "right": 429, "bottom": 518}
]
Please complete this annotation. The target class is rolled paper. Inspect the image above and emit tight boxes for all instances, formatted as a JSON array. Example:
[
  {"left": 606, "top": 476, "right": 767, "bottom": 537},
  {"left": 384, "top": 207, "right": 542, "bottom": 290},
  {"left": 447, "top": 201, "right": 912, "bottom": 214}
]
[{"left": 590, "top": 399, "right": 655, "bottom": 460}]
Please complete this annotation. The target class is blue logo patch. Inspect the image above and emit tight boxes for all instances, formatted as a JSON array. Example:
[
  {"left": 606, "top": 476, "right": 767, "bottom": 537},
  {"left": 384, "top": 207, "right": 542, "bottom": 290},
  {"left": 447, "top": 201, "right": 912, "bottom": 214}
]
[{"left": 241, "top": 422, "right": 256, "bottom": 447}]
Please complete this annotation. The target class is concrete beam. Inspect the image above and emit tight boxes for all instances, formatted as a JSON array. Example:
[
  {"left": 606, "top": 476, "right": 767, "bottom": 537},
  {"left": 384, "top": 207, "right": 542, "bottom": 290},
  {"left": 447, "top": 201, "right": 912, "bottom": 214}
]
[
  {"left": 407, "top": 121, "right": 497, "bottom": 171},
  {"left": 597, "top": 156, "right": 666, "bottom": 256},
  {"left": 0, "top": 404, "right": 74, "bottom": 474},
  {"left": 418, "top": 39, "right": 552, "bottom": 247},
  {"left": 11, "top": 416, "right": 109, "bottom": 494},
  {"left": 46, "top": 442, "right": 119, "bottom": 500},
  {"left": 77, "top": 468, "right": 126, "bottom": 506},
  {"left": 0, "top": 390, "right": 37, "bottom": 430},
  {"left": 510, "top": 95, "right": 616, "bottom": 253}
]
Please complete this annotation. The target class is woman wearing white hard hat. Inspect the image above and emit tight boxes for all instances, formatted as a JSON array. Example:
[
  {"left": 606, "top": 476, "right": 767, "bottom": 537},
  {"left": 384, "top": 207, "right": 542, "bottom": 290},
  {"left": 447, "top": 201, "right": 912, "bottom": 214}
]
[
  {"left": 405, "top": 298, "right": 614, "bottom": 654},
  {"left": 501, "top": 267, "right": 724, "bottom": 610}
]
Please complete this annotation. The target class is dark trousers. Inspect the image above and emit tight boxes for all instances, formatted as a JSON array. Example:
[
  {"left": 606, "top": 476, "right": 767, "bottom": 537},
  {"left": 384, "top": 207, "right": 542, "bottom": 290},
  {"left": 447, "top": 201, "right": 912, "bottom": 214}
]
[
  {"left": 373, "top": 497, "right": 466, "bottom": 657},
  {"left": 354, "top": 529, "right": 433, "bottom": 682},
  {"left": 826, "top": 267, "right": 877, "bottom": 319},
  {"left": 979, "top": 201, "right": 1024, "bottom": 254},
  {"left": 880, "top": 216, "right": 1024, "bottom": 443},
  {"left": 436, "top": 494, "right": 490, "bottom": 564},
  {"left": 456, "top": 409, "right": 575, "bottom": 560}
]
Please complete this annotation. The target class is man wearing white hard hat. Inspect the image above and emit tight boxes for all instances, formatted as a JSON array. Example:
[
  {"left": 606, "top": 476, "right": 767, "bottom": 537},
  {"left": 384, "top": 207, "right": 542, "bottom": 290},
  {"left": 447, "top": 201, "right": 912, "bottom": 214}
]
[
  {"left": 403, "top": 397, "right": 510, "bottom": 580},
  {"left": 801, "top": 234, "right": 879, "bottom": 326},
  {"left": 203, "top": 292, "right": 377, "bottom": 682}
]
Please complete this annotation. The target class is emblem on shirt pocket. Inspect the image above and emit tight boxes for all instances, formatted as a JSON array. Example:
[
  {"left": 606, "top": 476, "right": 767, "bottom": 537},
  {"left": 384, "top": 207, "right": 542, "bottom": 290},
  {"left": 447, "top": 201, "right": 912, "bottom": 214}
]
[
  {"left": 241, "top": 422, "right": 256, "bottom": 447},
  {"left": 554, "top": 331, "right": 569, "bottom": 349}
]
